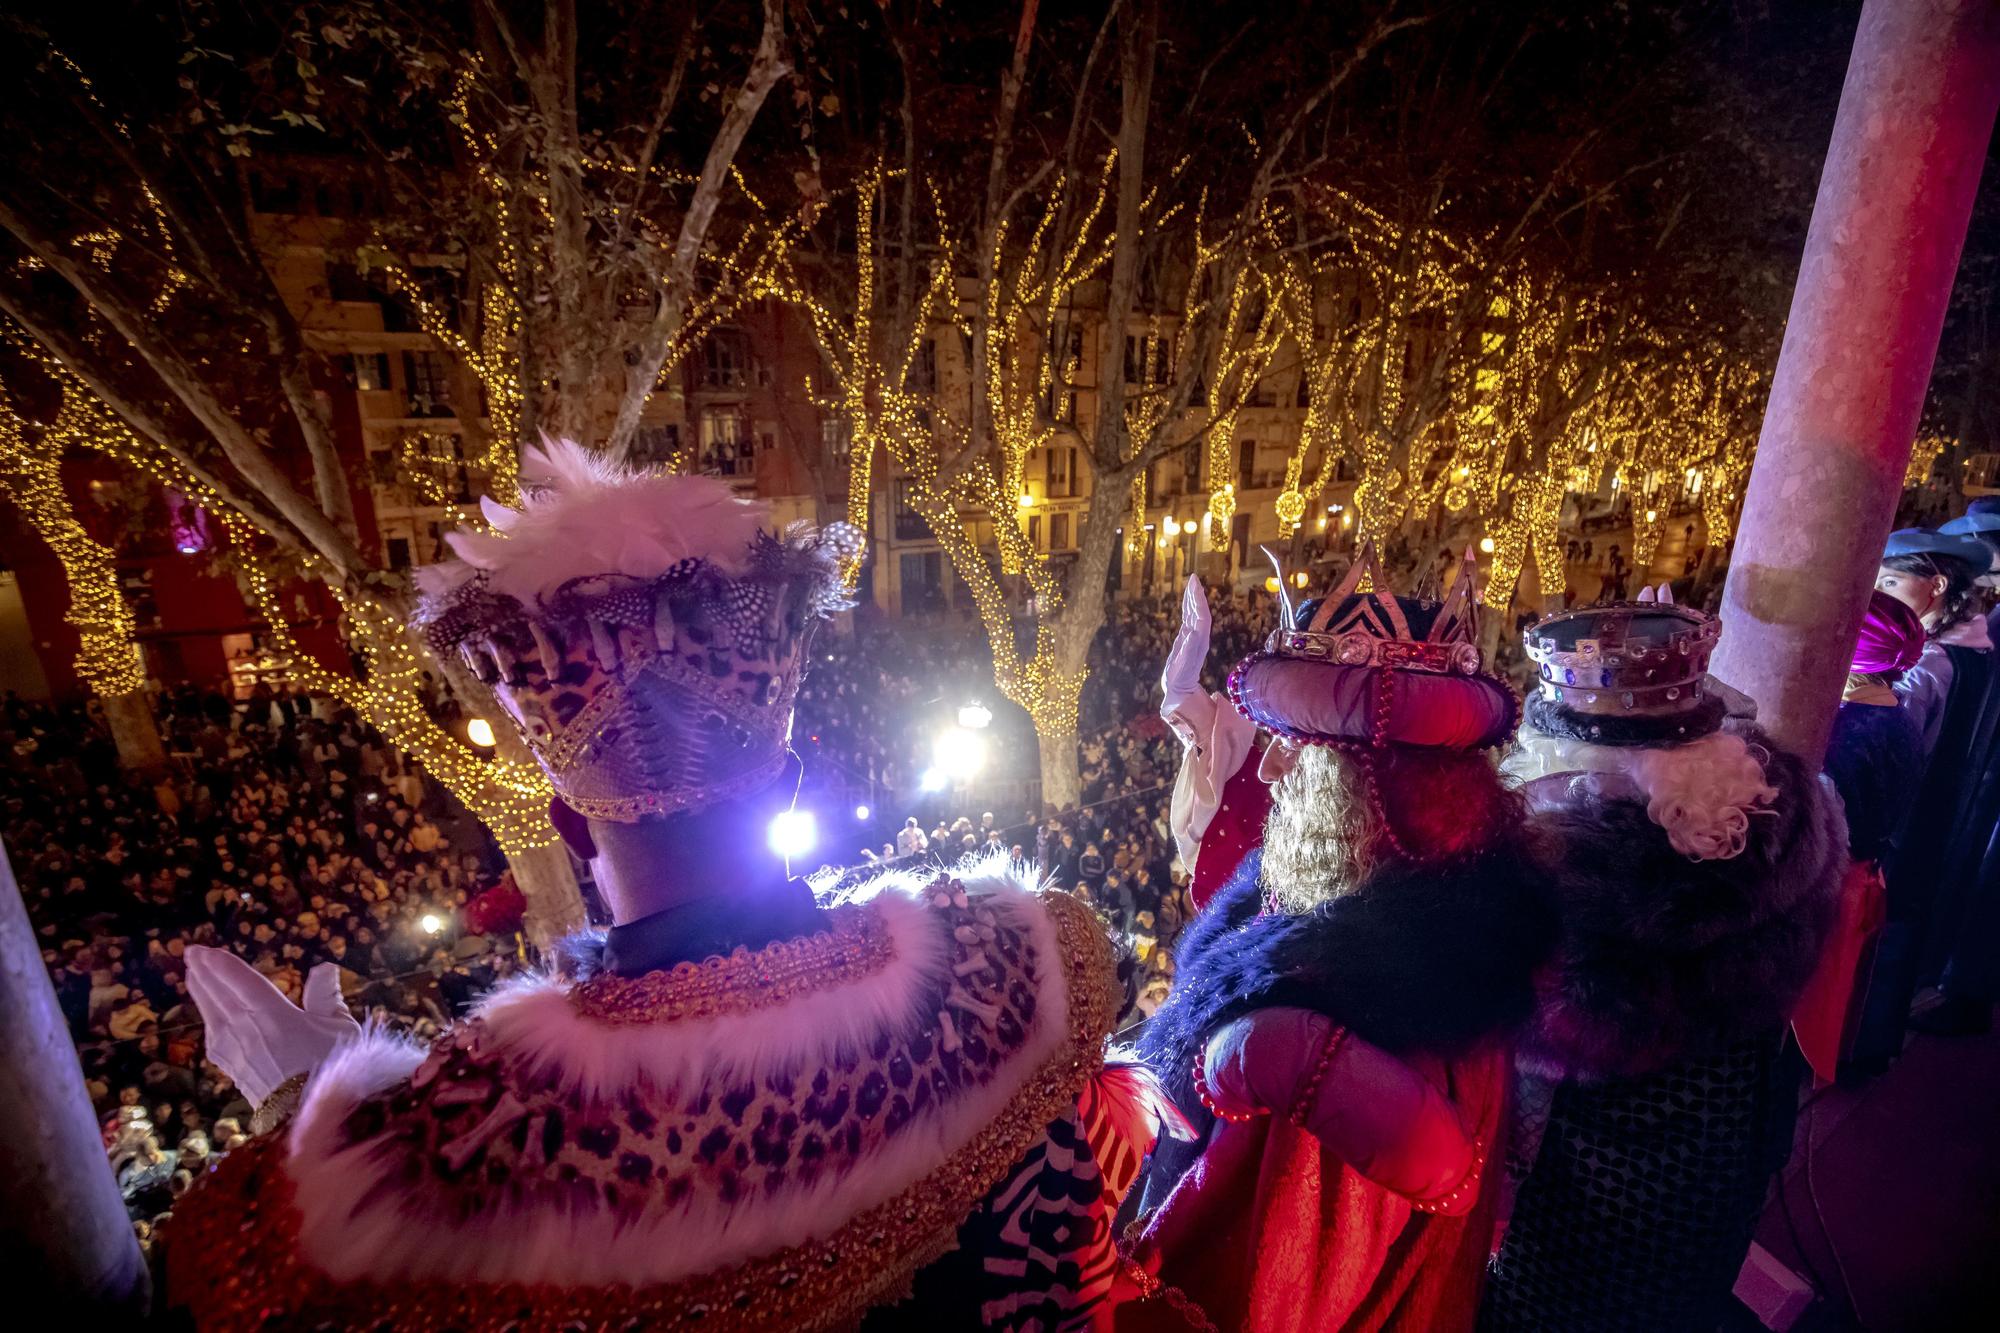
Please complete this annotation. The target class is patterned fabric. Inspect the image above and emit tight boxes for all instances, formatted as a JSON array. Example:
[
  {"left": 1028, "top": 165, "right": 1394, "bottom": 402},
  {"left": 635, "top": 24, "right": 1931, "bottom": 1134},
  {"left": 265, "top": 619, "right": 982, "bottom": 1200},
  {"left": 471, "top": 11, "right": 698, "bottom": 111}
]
[
  {"left": 163, "top": 884, "right": 1129, "bottom": 1331},
  {"left": 1482, "top": 1038, "right": 1798, "bottom": 1333},
  {"left": 336, "top": 885, "right": 1047, "bottom": 1230}
]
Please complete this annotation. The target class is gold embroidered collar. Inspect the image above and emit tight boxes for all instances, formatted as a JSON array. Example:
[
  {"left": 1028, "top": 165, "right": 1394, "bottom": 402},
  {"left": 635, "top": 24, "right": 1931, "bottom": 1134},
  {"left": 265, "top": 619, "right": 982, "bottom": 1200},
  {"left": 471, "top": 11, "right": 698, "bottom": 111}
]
[{"left": 572, "top": 901, "right": 896, "bottom": 1025}]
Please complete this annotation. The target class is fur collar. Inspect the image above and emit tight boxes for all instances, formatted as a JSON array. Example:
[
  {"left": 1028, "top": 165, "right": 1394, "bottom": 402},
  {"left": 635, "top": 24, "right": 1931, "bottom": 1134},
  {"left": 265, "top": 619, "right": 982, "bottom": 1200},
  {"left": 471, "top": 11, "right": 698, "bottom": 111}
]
[
  {"left": 1140, "top": 839, "right": 1554, "bottom": 1119},
  {"left": 282, "top": 857, "right": 1090, "bottom": 1289},
  {"left": 1516, "top": 724, "right": 1847, "bottom": 1080}
]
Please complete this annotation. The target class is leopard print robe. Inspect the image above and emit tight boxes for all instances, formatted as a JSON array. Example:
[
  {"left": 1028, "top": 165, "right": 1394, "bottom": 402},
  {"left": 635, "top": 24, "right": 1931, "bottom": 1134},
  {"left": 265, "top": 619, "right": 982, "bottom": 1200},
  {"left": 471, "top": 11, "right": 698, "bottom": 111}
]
[{"left": 165, "top": 863, "right": 1150, "bottom": 1331}]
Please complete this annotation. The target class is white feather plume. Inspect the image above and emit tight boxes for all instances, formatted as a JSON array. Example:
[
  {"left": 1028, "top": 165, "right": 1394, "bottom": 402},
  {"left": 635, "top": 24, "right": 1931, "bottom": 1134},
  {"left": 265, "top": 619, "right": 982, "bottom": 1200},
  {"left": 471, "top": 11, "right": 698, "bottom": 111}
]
[{"left": 421, "top": 438, "right": 771, "bottom": 606}]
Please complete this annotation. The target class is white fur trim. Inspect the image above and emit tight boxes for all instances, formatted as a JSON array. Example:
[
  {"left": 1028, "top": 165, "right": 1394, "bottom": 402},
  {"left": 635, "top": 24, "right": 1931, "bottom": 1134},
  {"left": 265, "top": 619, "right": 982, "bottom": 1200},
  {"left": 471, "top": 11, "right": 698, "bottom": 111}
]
[
  {"left": 280, "top": 859, "right": 1080, "bottom": 1289},
  {"left": 285, "top": 1023, "right": 426, "bottom": 1159},
  {"left": 417, "top": 437, "right": 769, "bottom": 606}
]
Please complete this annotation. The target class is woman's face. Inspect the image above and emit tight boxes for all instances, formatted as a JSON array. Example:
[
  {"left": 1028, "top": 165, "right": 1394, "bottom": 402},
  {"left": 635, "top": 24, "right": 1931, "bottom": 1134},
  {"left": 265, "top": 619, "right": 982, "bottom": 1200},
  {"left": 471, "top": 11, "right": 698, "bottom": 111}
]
[{"left": 1877, "top": 565, "right": 1946, "bottom": 624}]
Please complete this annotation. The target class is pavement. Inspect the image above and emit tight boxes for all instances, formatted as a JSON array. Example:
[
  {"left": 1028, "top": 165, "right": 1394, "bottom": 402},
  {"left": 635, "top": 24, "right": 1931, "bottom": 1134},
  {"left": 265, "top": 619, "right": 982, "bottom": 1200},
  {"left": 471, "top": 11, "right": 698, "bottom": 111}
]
[{"left": 1744, "top": 1016, "right": 2000, "bottom": 1331}]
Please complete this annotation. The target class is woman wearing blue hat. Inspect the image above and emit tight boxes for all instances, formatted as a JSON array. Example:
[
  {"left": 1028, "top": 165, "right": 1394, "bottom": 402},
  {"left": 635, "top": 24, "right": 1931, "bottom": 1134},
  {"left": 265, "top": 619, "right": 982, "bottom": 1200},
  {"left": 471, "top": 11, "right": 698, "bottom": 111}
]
[
  {"left": 1851, "top": 526, "right": 2000, "bottom": 1064},
  {"left": 1908, "top": 503, "right": 2000, "bottom": 1037}
]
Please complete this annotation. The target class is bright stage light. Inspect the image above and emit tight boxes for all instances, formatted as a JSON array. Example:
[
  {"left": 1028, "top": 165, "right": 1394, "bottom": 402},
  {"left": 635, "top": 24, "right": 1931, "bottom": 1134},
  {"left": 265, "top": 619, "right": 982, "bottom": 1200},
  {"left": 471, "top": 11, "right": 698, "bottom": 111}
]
[
  {"left": 419, "top": 913, "right": 443, "bottom": 936},
  {"left": 465, "top": 717, "right": 497, "bottom": 748},
  {"left": 919, "top": 768, "right": 946, "bottom": 792},
  {"left": 767, "top": 809, "right": 817, "bottom": 858},
  {"left": 957, "top": 702, "right": 993, "bottom": 730},
  {"left": 854, "top": 803, "right": 872, "bottom": 821},
  {"left": 933, "top": 727, "right": 987, "bottom": 782}
]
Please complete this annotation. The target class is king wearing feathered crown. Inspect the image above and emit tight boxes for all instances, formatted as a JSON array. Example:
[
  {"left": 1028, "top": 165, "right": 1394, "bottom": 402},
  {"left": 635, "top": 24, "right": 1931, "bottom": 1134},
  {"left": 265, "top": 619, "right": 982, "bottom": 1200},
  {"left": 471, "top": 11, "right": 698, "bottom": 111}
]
[
  {"left": 1117, "top": 546, "right": 1555, "bottom": 1333},
  {"left": 164, "top": 442, "right": 1169, "bottom": 1331}
]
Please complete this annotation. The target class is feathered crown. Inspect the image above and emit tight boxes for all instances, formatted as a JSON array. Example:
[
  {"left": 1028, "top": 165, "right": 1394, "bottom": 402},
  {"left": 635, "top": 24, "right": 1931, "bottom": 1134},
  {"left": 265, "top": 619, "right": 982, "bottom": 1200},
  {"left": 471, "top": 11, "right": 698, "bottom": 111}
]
[
  {"left": 415, "top": 439, "right": 861, "bottom": 823},
  {"left": 1522, "top": 584, "right": 1724, "bottom": 744},
  {"left": 1227, "top": 543, "right": 1515, "bottom": 752}
]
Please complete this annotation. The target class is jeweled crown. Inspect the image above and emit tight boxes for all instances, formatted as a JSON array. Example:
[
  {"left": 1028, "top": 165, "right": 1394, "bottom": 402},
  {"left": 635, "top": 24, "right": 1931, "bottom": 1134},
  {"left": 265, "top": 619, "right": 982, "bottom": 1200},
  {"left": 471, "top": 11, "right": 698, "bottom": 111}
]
[
  {"left": 1267, "top": 543, "right": 1486, "bottom": 677},
  {"left": 1524, "top": 585, "right": 1720, "bottom": 718}
]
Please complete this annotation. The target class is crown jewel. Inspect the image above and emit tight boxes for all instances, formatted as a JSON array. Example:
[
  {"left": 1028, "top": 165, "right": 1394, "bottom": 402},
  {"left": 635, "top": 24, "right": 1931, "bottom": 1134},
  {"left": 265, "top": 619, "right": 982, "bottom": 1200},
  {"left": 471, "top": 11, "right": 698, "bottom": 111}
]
[{"left": 1267, "top": 543, "right": 1485, "bottom": 676}]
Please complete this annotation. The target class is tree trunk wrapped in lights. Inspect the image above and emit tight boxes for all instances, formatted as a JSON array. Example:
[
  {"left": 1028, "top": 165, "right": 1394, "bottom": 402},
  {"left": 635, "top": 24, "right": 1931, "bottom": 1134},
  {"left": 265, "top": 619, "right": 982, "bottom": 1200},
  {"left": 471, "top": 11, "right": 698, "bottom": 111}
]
[
  {"left": 0, "top": 399, "right": 165, "bottom": 773},
  {"left": 0, "top": 2, "right": 796, "bottom": 940}
]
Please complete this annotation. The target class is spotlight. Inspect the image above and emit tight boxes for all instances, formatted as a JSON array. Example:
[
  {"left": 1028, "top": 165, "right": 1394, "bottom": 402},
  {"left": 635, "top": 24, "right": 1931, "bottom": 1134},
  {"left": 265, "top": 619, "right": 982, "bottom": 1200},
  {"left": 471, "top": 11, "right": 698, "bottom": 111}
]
[
  {"left": 854, "top": 803, "right": 872, "bottom": 821},
  {"left": 919, "top": 767, "right": 946, "bottom": 792},
  {"left": 933, "top": 727, "right": 987, "bottom": 782},
  {"left": 956, "top": 702, "right": 993, "bottom": 730},
  {"left": 465, "top": 718, "right": 497, "bottom": 748},
  {"left": 767, "top": 809, "right": 817, "bottom": 858},
  {"left": 419, "top": 913, "right": 443, "bottom": 936}
]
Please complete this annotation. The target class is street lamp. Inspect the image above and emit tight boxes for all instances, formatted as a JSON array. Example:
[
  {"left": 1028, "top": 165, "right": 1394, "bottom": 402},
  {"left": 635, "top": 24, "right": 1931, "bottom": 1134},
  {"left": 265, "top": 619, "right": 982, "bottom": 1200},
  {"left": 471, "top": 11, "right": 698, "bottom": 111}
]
[
  {"left": 933, "top": 727, "right": 987, "bottom": 783},
  {"left": 767, "top": 809, "right": 817, "bottom": 858},
  {"left": 465, "top": 717, "right": 496, "bottom": 749},
  {"left": 957, "top": 702, "right": 993, "bottom": 730}
]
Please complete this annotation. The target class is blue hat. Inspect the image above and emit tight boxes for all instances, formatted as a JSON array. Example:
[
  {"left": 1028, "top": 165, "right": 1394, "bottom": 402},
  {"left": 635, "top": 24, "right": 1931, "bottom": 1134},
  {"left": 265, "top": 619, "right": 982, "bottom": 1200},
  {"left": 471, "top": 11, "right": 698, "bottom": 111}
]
[
  {"left": 1884, "top": 527, "right": 1988, "bottom": 567},
  {"left": 1939, "top": 505, "right": 2000, "bottom": 537}
]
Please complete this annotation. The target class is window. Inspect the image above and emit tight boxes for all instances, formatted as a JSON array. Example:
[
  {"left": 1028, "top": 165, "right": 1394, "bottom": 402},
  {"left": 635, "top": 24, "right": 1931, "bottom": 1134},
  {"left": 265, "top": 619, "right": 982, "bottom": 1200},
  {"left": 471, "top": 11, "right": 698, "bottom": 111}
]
[
  {"left": 386, "top": 537, "right": 412, "bottom": 569},
  {"left": 402, "top": 352, "right": 452, "bottom": 417},
  {"left": 1237, "top": 439, "right": 1257, "bottom": 492},
  {"left": 629, "top": 424, "right": 680, "bottom": 468},
  {"left": 326, "top": 263, "right": 375, "bottom": 303},
  {"left": 822, "top": 415, "right": 852, "bottom": 472},
  {"left": 352, "top": 353, "right": 391, "bottom": 392},
  {"left": 701, "top": 331, "right": 752, "bottom": 389},
  {"left": 1051, "top": 513, "right": 1071, "bottom": 551},
  {"left": 1029, "top": 514, "right": 1043, "bottom": 550},
  {"left": 1046, "top": 447, "right": 1079, "bottom": 499},
  {"left": 1123, "top": 335, "right": 1170, "bottom": 387},
  {"left": 892, "top": 480, "right": 928, "bottom": 542},
  {"left": 914, "top": 339, "right": 938, "bottom": 395},
  {"left": 1249, "top": 377, "right": 1276, "bottom": 408},
  {"left": 698, "top": 408, "right": 749, "bottom": 475},
  {"left": 1188, "top": 368, "right": 1208, "bottom": 408},
  {"left": 1183, "top": 440, "right": 1202, "bottom": 490},
  {"left": 1296, "top": 372, "right": 1312, "bottom": 408}
]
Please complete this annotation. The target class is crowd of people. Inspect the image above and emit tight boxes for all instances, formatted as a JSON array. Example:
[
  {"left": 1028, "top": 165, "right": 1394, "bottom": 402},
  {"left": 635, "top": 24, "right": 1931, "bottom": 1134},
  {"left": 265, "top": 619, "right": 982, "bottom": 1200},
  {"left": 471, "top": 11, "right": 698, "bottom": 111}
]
[{"left": 3, "top": 683, "right": 529, "bottom": 1240}]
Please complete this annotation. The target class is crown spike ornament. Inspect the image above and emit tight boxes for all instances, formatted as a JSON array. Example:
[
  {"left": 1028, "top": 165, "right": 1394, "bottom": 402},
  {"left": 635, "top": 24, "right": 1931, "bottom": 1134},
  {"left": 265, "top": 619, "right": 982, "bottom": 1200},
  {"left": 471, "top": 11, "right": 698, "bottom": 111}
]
[{"left": 1227, "top": 543, "right": 1516, "bottom": 753}]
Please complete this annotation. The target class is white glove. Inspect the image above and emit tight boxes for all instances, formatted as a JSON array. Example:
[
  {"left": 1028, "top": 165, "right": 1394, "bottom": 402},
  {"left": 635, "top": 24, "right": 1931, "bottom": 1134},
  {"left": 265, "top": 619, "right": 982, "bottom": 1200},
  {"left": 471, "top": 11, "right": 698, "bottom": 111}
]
[
  {"left": 1161, "top": 576, "right": 1257, "bottom": 866},
  {"left": 185, "top": 945, "right": 360, "bottom": 1106},
  {"left": 1161, "top": 575, "right": 1215, "bottom": 730}
]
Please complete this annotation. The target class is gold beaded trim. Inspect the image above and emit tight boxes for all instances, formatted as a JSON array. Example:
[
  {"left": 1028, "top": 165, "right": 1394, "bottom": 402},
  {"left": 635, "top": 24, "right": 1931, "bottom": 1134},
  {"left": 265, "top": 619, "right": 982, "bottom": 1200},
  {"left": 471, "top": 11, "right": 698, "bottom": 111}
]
[
  {"left": 249, "top": 1072, "right": 309, "bottom": 1137},
  {"left": 572, "top": 901, "right": 896, "bottom": 1026},
  {"left": 165, "top": 890, "right": 1120, "bottom": 1333}
]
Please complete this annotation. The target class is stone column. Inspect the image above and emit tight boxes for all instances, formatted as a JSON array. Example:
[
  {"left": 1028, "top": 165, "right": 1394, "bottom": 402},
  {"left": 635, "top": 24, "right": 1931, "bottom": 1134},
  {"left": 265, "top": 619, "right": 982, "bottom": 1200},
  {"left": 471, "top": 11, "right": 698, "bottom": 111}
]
[
  {"left": 1711, "top": 0, "right": 2000, "bottom": 766},
  {"left": 0, "top": 838, "right": 149, "bottom": 1309}
]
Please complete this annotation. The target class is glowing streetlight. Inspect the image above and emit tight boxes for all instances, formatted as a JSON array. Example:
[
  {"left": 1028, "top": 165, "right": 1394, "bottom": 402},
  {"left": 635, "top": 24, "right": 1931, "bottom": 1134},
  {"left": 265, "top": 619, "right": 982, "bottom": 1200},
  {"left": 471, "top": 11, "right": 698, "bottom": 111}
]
[
  {"left": 933, "top": 727, "right": 987, "bottom": 782},
  {"left": 1479, "top": 536, "right": 1496, "bottom": 554},
  {"left": 1291, "top": 571, "right": 1311, "bottom": 588},
  {"left": 420, "top": 913, "right": 443, "bottom": 936},
  {"left": 767, "top": 809, "right": 817, "bottom": 858},
  {"left": 465, "top": 717, "right": 496, "bottom": 748},
  {"left": 854, "top": 803, "right": 872, "bottom": 821},
  {"left": 1017, "top": 492, "right": 1034, "bottom": 510},
  {"left": 957, "top": 702, "right": 993, "bottom": 730},
  {"left": 1645, "top": 509, "right": 1658, "bottom": 524},
  {"left": 1163, "top": 516, "right": 1181, "bottom": 537}
]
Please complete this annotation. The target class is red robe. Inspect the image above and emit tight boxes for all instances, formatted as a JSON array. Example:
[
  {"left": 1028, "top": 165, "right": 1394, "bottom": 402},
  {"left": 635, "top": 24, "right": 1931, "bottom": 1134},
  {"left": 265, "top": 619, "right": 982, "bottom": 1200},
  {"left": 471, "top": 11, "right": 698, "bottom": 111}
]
[
  {"left": 1190, "top": 749, "right": 1274, "bottom": 913},
  {"left": 1118, "top": 1045, "right": 1506, "bottom": 1333}
]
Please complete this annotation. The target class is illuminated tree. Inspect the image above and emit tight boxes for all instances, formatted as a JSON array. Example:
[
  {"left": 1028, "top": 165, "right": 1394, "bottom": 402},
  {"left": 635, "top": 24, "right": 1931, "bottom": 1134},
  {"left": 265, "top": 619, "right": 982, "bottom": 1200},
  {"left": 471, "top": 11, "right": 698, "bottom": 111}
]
[
  {"left": 0, "top": 2, "right": 796, "bottom": 940},
  {"left": 0, "top": 368, "right": 164, "bottom": 771},
  {"left": 785, "top": 0, "right": 1424, "bottom": 808}
]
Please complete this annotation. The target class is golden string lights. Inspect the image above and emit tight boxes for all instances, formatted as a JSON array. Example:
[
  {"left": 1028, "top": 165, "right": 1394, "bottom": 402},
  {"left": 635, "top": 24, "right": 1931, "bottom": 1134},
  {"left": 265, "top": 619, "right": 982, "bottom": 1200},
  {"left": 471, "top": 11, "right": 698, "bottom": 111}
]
[{"left": 0, "top": 390, "right": 146, "bottom": 697}]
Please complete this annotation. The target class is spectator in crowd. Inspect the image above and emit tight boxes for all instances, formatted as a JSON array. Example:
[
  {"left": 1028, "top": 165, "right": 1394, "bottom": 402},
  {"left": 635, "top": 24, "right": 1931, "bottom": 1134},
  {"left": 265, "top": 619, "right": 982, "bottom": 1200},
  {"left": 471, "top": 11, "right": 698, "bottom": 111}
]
[{"left": 3, "top": 682, "right": 528, "bottom": 1240}]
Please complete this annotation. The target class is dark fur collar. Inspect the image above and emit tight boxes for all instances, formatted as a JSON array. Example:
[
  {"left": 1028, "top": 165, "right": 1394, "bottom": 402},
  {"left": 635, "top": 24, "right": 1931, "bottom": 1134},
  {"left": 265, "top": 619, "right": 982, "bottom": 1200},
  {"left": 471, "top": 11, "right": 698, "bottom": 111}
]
[
  {"left": 1140, "top": 839, "right": 1555, "bottom": 1109},
  {"left": 1516, "top": 724, "right": 1847, "bottom": 1080}
]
